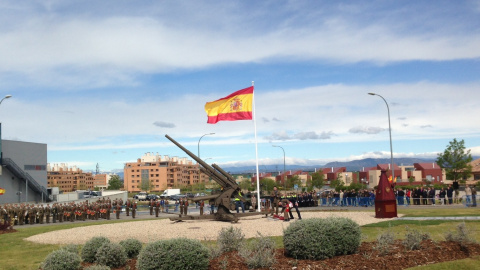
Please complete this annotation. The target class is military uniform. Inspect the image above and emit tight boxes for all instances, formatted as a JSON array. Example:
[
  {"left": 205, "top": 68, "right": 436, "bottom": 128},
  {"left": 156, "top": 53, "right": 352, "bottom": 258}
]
[
  {"left": 28, "top": 205, "right": 36, "bottom": 225},
  {"left": 38, "top": 205, "right": 45, "bottom": 224},
  {"left": 199, "top": 200, "right": 204, "bottom": 215},
  {"left": 125, "top": 200, "right": 130, "bottom": 216},
  {"left": 132, "top": 202, "right": 137, "bottom": 218},
  {"left": 155, "top": 200, "right": 160, "bottom": 217},
  {"left": 271, "top": 189, "right": 280, "bottom": 215},
  {"left": 45, "top": 205, "right": 51, "bottom": 223},
  {"left": 149, "top": 200, "right": 155, "bottom": 215},
  {"left": 116, "top": 203, "right": 121, "bottom": 219}
]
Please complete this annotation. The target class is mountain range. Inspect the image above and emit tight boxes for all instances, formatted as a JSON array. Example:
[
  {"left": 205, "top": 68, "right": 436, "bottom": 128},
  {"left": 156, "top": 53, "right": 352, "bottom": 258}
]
[{"left": 221, "top": 157, "right": 438, "bottom": 174}]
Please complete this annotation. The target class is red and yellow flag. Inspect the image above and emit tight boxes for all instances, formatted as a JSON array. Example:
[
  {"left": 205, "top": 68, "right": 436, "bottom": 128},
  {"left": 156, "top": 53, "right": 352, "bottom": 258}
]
[
  {"left": 0, "top": 188, "right": 5, "bottom": 195},
  {"left": 205, "top": 86, "right": 254, "bottom": 124}
]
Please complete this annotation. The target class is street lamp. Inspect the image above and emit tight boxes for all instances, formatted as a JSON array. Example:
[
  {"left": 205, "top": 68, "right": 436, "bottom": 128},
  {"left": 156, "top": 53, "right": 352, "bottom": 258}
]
[
  {"left": 272, "top": 145, "right": 286, "bottom": 195},
  {"left": 0, "top": 95, "right": 12, "bottom": 105},
  {"left": 197, "top": 133, "right": 214, "bottom": 190},
  {"left": 198, "top": 133, "right": 215, "bottom": 159},
  {"left": 368, "top": 92, "right": 394, "bottom": 183}
]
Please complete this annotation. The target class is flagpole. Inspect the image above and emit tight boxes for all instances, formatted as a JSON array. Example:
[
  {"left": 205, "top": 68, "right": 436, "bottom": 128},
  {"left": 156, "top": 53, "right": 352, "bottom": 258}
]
[{"left": 252, "top": 81, "right": 262, "bottom": 212}]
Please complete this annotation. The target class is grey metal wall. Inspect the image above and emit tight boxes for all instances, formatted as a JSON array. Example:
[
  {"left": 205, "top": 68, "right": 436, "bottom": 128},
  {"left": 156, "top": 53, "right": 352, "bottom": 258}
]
[{"left": 0, "top": 140, "right": 47, "bottom": 204}]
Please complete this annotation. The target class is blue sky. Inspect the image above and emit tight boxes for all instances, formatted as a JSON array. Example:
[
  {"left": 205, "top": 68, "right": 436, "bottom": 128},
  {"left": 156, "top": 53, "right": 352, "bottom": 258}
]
[{"left": 1, "top": 0, "right": 480, "bottom": 172}]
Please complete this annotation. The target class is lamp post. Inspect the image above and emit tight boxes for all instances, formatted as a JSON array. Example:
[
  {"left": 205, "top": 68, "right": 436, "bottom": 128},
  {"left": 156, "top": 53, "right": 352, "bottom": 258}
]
[
  {"left": 272, "top": 145, "right": 286, "bottom": 195},
  {"left": 198, "top": 133, "right": 215, "bottom": 159},
  {"left": 368, "top": 92, "right": 394, "bottom": 183},
  {"left": 0, "top": 95, "right": 12, "bottom": 200},
  {"left": 0, "top": 95, "right": 12, "bottom": 105},
  {"left": 197, "top": 133, "right": 214, "bottom": 191}
]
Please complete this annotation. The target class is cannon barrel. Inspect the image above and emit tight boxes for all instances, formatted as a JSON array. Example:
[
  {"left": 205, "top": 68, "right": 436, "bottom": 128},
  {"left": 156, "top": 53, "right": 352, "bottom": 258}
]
[
  {"left": 165, "top": 134, "right": 231, "bottom": 187},
  {"left": 212, "top": 163, "right": 238, "bottom": 188},
  {"left": 200, "top": 167, "right": 229, "bottom": 188}
]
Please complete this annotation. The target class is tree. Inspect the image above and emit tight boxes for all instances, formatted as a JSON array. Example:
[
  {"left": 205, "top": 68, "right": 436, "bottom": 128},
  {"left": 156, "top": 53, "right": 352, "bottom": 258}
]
[
  {"left": 311, "top": 172, "right": 325, "bottom": 189},
  {"left": 239, "top": 179, "right": 253, "bottom": 191},
  {"left": 260, "top": 178, "right": 276, "bottom": 195},
  {"left": 330, "top": 174, "right": 345, "bottom": 191},
  {"left": 436, "top": 138, "right": 473, "bottom": 182},
  {"left": 107, "top": 175, "right": 123, "bottom": 190},
  {"left": 286, "top": 175, "right": 302, "bottom": 190}
]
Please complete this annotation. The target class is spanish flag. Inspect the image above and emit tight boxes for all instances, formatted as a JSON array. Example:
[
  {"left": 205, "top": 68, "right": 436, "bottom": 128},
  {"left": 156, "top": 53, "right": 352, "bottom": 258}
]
[
  {"left": 0, "top": 187, "right": 5, "bottom": 195},
  {"left": 205, "top": 86, "right": 254, "bottom": 124}
]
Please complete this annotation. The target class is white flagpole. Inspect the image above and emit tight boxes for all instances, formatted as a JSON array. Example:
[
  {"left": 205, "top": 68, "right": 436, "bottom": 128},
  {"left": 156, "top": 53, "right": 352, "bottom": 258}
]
[{"left": 252, "top": 81, "right": 262, "bottom": 212}]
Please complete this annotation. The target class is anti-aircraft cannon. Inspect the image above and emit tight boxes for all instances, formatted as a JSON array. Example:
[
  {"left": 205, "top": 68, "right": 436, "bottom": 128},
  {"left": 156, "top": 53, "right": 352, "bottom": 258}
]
[{"left": 165, "top": 134, "right": 261, "bottom": 222}]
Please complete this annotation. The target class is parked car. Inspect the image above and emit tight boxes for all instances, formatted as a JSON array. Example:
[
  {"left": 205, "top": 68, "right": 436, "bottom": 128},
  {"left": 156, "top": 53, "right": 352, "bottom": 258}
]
[
  {"left": 185, "top": 193, "right": 195, "bottom": 198},
  {"left": 134, "top": 191, "right": 148, "bottom": 201},
  {"left": 194, "top": 193, "right": 206, "bottom": 197},
  {"left": 146, "top": 194, "right": 159, "bottom": 201},
  {"left": 169, "top": 194, "right": 187, "bottom": 201}
]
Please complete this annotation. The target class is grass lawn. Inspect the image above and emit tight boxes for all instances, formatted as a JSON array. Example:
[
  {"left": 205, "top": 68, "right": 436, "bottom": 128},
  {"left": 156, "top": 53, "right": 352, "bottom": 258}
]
[{"left": 1, "top": 208, "right": 479, "bottom": 269}]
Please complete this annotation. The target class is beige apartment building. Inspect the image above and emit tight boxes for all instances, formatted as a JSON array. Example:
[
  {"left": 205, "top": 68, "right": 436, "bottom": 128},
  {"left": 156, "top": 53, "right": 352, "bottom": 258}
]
[
  {"left": 47, "top": 163, "right": 95, "bottom": 192},
  {"left": 123, "top": 152, "right": 208, "bottom": 193},
  {"left": 93, "top": 174, "right": 113, "bottom": 190}
]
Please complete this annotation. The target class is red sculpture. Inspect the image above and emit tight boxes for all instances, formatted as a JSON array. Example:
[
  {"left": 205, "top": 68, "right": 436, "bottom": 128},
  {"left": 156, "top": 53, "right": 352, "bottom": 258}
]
[{"left": 375, "top": 170, "right": 398, "bottom": 218}]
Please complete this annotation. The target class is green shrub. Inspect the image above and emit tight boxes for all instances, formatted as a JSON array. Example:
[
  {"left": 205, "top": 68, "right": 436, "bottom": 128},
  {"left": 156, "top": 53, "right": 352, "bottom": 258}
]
[
  {"left": 445, "top": 222, "right": 475, "bottom": 249},
  {"left": 403, "top": 227, "right": 430, "bottom": 251},
  {"left": 81, "top": 236, "right": 111, "bottom": 263},
  {"left": 60, "top": 244, "right": 80, "bottom": 254},
  {"left": 375, "top": 230, "right": 395, "bottom": 255},
  {"left": 41, "top": 249, "right": 82, "bottom": 270},
  {"left": 95, "top": 242, "right": 127, "bottom": 268},
  {"left": 239, "top": 233, "right": 276, "bottom": 268},
  {"left": 283, "top": 217, "right": 361, "bottom": 260},
  {"left": 120, "top": 238, "right": 143, "bottom": 258},
  {"left": 136, "top": 238, "right": 210, "bottom": 270},
  {"left": 217, "top": 226, "right": 244, "bottom": 252},
  {"left": 83, "top": 265, "right": 111, "bottom": 270}
]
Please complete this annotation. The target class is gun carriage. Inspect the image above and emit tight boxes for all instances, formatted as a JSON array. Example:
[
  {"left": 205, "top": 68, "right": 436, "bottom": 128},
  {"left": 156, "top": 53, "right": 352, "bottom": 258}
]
[{"left": 165, "top": 134, "right": 264, "bottom": 222}]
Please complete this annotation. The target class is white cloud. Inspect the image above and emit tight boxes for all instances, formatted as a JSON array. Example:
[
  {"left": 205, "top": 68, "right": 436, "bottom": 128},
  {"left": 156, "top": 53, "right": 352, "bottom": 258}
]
[
  {"left": 349, "top": 126, "right": 385, "bottom": 134},
  {"left": 0, "top": 1, "right": 479, "bottom": 88}
]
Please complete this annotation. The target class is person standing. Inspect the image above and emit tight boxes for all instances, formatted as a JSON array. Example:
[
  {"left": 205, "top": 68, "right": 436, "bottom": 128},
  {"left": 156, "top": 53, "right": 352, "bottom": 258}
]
[
  {"left": 184, "top": 198, "right": 189, "bottom": 215},
  {"left": 115, "top": 202, "right": 121, "bottom": 219},
  {"left": 465, "top": 185, "right": 472, "bottom": 206},
  {"left": 235, "top": 191, "right": 245, "bottom": 214},
  {"left": 199, "top": 200, "right": 204, "bottom": 215},
  {"left": 405, "top": 189, "right": 411, "bottom": 206},
  {"left": 271, "top": 187, "right": 280, "bottom": 215},
  {"left": 428, "top": 187, "right": 436, "bottom": 205},
  {"left": 439, "top": 188, "right": 447, "bottom": 205},
  {"left": 132, "top": 201, "right": 137, "bottom": 218},
  {"left": 174, "top": 200, "right": 179, "bottom": 212},
  {"left": 447, "top": 185, "right": 454, "bottom": 204},
  {"left": 155, "top": 200, "right": 160, "bottom": 217},
  {"left": 149, "top": 199, "right": 155, "bottom": 215},
  {"left": 45, "top": 204, "right": 51, "bottom": 224},
  {"left": 125, "top": 199, "right": 131, "bottom": 216},
  {"left": 165, "top": 198, "right": 169, "bottom": 213},
  {"left": 179, "top": 198, "right": 184, "bottom": 215},
  {"left": 28, "top": 205, "right": 36, "bottom": 225},
  {"left": 251, "top": 194, "right": 257, "bottom": 211},
  {"left": 471, "top": 185, "right": 477, "bottom": 207}
]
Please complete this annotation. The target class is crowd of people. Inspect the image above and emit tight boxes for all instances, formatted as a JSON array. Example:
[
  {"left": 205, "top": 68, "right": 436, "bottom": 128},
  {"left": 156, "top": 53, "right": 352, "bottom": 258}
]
[
  {"left": 318, "top": 189, "right": 375, "bottom": 207},
  {"left": 0, "top": 197, "right": 144, "bottom": 228},
  {"left": 2, "top": 184, "right": 477, "bottom": 228},
  {"left": 394, "top": 184, "right": 477, "bottom": 206}
]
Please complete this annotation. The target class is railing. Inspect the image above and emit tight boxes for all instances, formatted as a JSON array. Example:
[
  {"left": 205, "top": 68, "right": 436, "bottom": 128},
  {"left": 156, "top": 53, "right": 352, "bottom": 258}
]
[{"left": 2, "top": 158, "right": 49, "bottom": 200}]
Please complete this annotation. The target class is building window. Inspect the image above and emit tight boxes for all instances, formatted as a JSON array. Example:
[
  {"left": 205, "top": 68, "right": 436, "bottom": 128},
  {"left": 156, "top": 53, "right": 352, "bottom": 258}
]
[{"left": 24, "top": 165, "right": 46, "bottom": 171}]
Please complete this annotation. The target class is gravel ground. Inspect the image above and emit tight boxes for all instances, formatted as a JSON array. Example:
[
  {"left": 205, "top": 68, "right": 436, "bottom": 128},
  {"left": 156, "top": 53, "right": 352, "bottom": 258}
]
[{"left": 25, "top": 211, "right": 400, "bottom": 245}]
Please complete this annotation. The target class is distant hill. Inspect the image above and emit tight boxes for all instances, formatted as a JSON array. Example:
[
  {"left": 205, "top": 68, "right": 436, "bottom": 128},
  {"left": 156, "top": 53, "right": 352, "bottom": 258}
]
[{"left": 220, "top": 157, "right": 438, "bottom": 174}]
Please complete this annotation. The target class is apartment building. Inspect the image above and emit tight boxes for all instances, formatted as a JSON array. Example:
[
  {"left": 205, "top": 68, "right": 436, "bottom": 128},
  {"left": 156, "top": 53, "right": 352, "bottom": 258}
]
[
  {"left": 47, "top": 163, "right": 95, "bottom": 192},
  {"left": 93, "top": 173, "right": 113, "bottom": 190},
  {"left": 123, "top": 152, "right": 208, "bottom": 193}
]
